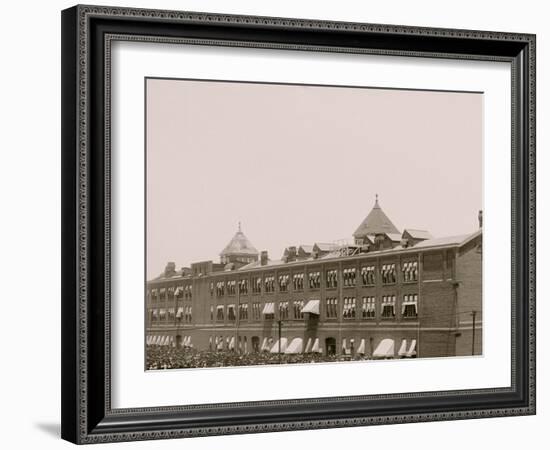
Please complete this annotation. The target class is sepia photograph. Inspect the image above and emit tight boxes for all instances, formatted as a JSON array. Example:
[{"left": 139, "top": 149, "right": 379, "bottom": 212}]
[{"left": 144, "top": 77, "right": 483, "bottom": 371}]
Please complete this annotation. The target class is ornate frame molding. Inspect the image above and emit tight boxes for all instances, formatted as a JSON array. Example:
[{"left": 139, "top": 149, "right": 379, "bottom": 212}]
[{"left": 61, "top": 5, "right": 535, "bottom": 444}]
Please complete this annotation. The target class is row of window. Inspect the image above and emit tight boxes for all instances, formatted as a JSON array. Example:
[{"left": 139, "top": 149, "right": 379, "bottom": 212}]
[
  {"left": 149, "top": 285, "right": 192, "bottom": 301},
  {"left": 208, "top": 295, "right": 418, "bottom": 322},
  {"left": 149, "top": 306, "right": 193, "bottom": 323},
  {"left": 208, "top": 264, "right": 419, "bottom": 298},
  {"left": 149, "top": 262, "right": 421, "bottom": 300}
]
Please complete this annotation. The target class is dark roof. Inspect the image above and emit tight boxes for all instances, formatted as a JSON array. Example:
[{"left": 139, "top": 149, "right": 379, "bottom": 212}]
[
  {"left": 220, "top": 225, "right": 259, "bottom": 257},
  {"left": 353, "top": 196, "right": 400, "bottom": 237}
]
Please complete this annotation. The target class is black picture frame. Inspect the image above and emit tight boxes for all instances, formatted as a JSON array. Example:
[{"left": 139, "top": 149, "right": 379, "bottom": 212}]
[{"left": 61, "top": 4, "right": 536, "bottom": 444}]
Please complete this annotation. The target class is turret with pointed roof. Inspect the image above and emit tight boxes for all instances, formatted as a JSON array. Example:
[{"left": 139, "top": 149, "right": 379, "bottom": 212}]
[
  {"left": 220, "top": 223, "right": 259, "bottom": 265},
  {"left": 353, "top": 195, "right": 400, "bottom": 243}
]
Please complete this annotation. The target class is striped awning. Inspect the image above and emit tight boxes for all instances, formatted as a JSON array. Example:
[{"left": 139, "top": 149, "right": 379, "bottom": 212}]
[
  {"left": 269, "top": 338, "right": 288, "bottom": 353},
  {"left": 406, "top": 339, "right": 417, "bottom": 357},
  {"left": 373, "top": 339, "right": 395, "bottom": 358},
  {"left": 285, "top": 338, "right": 303, "bottom": 354},
  {"left": 301, "top": 300, "right": 320, "bottom": 315},
  {"left": 262, "top": 303, "right": 275, "bottom": 315},
  {"left": 356, "top": 338, "right": 366, "bottom": 355},
  {"left": 311, "top": 338, "right": 320, "bottom": 353},
  {"left": 397, "top": 339, "right": 408, "bottom": 356}
]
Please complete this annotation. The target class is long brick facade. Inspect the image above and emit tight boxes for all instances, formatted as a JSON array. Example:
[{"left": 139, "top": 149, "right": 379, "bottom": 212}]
[{"left": 146, "top": 201, "right": 482, "bottom": 360}]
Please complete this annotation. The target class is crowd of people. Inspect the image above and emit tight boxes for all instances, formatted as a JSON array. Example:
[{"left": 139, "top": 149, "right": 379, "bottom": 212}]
[{"left": 145, "top": 345, "right": 365, "bottom": 370}]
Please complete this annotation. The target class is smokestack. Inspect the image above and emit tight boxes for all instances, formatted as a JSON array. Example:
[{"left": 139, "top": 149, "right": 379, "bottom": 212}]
[
  {"left": 260, "top": 251, "right": 268, "bottom": 266},
  {"left": 478, "top": 210, "right": 483, "bottom": 229}
]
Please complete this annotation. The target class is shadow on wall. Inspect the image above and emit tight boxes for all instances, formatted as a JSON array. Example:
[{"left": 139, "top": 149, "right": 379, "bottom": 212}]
[{"left": 34, "top": 422, "right": 60, "bottom": 438}]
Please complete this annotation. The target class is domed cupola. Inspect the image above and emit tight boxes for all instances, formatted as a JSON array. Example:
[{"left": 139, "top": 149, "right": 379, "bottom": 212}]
[{"left": 220, "top": 223, "right": 259, "bottom": 265}]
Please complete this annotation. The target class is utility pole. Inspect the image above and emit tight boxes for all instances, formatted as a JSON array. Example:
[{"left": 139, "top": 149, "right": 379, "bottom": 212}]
[
  {"left": 471, "top": 310, "right": 477, "bottom": 356},
  {"left": 278, "top": 320, "right": 282, "bottom": 362},
  {"left": 236, "top": 280, "right": 240, "bottom": 353}
]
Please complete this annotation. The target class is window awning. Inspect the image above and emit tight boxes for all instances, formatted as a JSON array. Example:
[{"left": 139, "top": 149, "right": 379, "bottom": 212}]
[
  {"left": 304, "top": 337, "right": 312, "bottom": 353},
  {"left": 406, "top": 339, "right": 417, "bottom": 357},
  {"left": 311, "top": 338, "right": 321, "bottom": 353},
  {"left": 216, "top": 305, "right": 224, "bottom": 310},
  {"left": 152, "top": 309, "right": 158, "bottom": 317},
  {"left": 176, "top": 307, "right": 184, "bottom": 318},
  {"left": 262, "top": 303, "right": 275, "bottom": 315},
  {"left": 261, "top": 337, "right": 269, "bottom": 351},
  {"left": 301, "top": 300, "right": 320, "bottom": 315},
  {"left": 285, "top": 338, "right": 303, "bottom": 354},
  {"left": 341, "top": 338, "right": 348, "bottom": 352},
  {"left": 373, "top": 338, "right": 395, "bottom": 358},
  {"left": 356, "top": 338, "right": 366, "bottom": 355},
  {"left": 269, "top": 337, "right": 288, "bottom": 353},
  {"left": 229, "top": 336, "right": 235, "bottom": 350},
  {"left": 401, "top": 301, "right": 417, "bottom": 314},
  {"left": 397, "top": 339, "right": 408, "bottom": 356}
]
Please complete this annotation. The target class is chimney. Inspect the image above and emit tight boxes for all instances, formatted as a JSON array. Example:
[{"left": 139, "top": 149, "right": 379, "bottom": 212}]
[
  {"left": 287, "top": 246, "right": 297, "bottom": 262},
  {"left": 260, "top": 250, "right": 268, "bottom": 266},
  {"left": 478, "top": 210, "right": 483, "bottom": 229}
]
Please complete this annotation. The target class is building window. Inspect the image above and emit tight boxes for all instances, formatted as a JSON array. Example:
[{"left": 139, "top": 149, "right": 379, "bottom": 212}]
[
  {"left": 325, "top": 297, "right": 338, "bottom": 319},
  {"left": 381, "top": 264, "right": 397, "bottom": 284},
  {"left": 151, "top": 289, "right": 158, "bottom": 302},
  {"left": 239, "top": 279, "right": 249, "bottom": 295},
  {"left": 216, "top": 281, "right": 225, "bottom": 297},
  {"left": 264, "top": 276, "right": 275, "bottom": 293},
  {"left": 361, "top": 296, "right": 376, "bottom": 319},
  {"left": 216, "top": 305, "right": 224, "bottom": 321},
  {"left": 227, "top": 280, "right": 236, "bottom": 296},
  {"left": 402, "top": 294, "right": 418, "bottom": 318},
  {"left": 326, "top": 269, "right": 338, "bottom": 289},
  {"left": 278, "top": 274, "right": 290, "bottom": 292},
  {"left": 210, "top": 305, "right": 214, "bottom": 321},
  {"left": 402, "top": 261, "right": 419, "bottom": 282},
  {"left": 279, "top": 301, "right": 289, "bottom": 320},
  {"left": 293, "top": 300, "right": 304, "bottom": 319},
  {"left": 227, "top": 304, "right": 236, "bottom": 321},
  {"left": 167, "top": 307, "right": 175, "bottom": 320},
  {"left": 184, "top": 285, "right": 192, "bottom": 299},
  {"left": 308, "top": 271, "right": 321, "bottom": 289},
  {"left": 252, "top": 302, "right": 261, "bottom": 321},
  {"left": 293, "top": 273, "right": 304, "bottom": 291},
  {"left": 209, "top": 282, "right": 214, "bottom": 298},
  {"left": 184, "top": 306, "right": 192, "bottom": 323},
  {"left": 343, "top": 268, "right": 357, "bottom": 287},
  {"left": 381, "top": 295, "right": 396, "bottom": 318},
  {"left": 252, "top": 276, "right": 262, "bottom": 294},
  {"left": 159, "top": 287, "right": 166, "bottom": 300},
  {"left": 343, "top": 297, "right": 356, "bottom": 319},
  {"left": 239, "top": 303, "right": 249, "bottom": 320},
  {"left": 167, "top": 287, "right": 175, "bottom": 300},
  {"left": 361, "top": 266, "right": 376, "bottom": 285},
  {"left": 174, "top": 286, "right": 183, "bottom": 299}
]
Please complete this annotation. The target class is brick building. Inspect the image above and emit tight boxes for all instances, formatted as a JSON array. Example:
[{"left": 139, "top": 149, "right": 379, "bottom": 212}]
[{"left": 146, "top": 197, "right": 482, "bottom": 359}]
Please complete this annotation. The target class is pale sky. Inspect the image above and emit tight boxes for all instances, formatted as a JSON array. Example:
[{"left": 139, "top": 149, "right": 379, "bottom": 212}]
[{"left": 146, "top": 78, "right": 482, "bottom": 279}]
